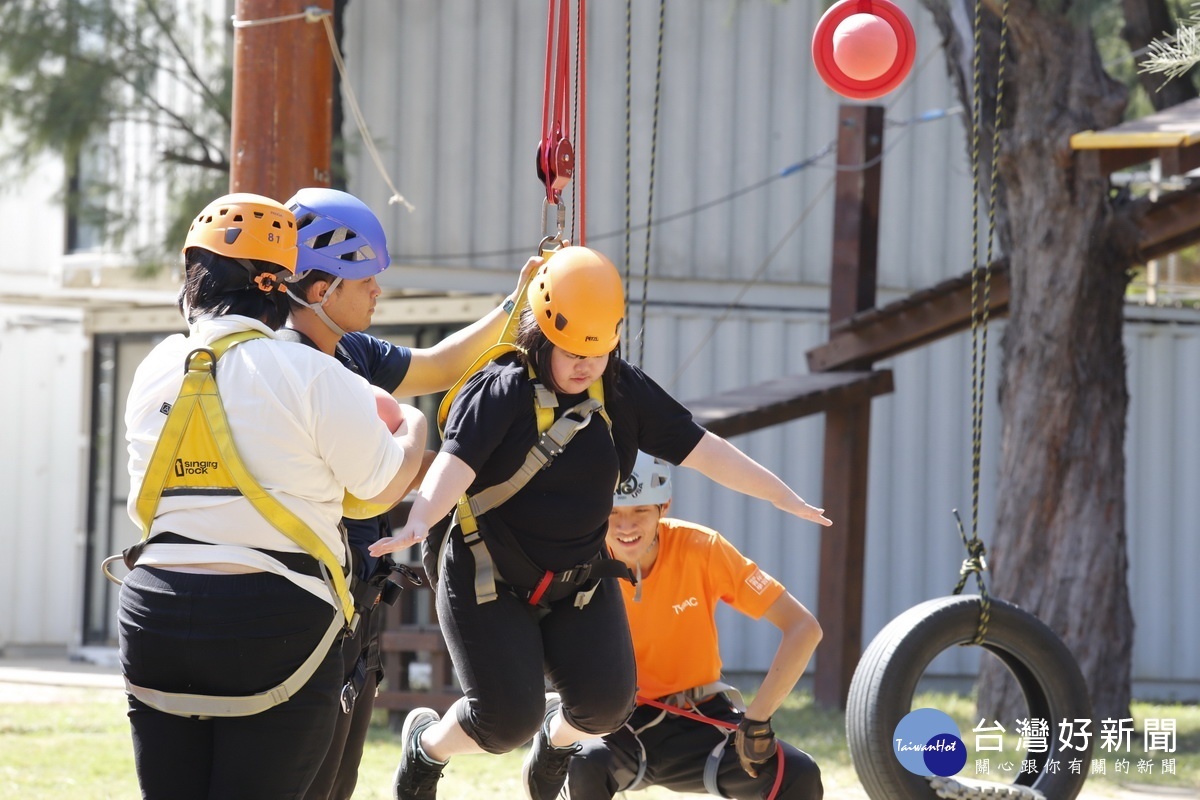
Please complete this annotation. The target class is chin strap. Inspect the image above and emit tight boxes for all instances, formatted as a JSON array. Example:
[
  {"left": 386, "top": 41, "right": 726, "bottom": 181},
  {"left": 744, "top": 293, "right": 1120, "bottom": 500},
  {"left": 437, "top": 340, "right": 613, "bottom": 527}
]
[{"left": 286, "top": 275, "right": 349, "bottom": 337}]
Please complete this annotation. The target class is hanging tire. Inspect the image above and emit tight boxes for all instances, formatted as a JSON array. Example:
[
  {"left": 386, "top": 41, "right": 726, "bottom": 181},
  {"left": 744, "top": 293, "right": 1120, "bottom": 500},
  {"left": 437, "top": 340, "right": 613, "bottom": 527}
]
[{"left": 846, "top": 595, "right": 1094, "bottom": 800}]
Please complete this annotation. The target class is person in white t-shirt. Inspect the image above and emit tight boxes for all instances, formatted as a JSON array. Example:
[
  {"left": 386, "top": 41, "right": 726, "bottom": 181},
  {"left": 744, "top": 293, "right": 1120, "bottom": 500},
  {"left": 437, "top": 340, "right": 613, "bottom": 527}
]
[{"left": 119, "top": 193, "right": 428, "bottom": 800}]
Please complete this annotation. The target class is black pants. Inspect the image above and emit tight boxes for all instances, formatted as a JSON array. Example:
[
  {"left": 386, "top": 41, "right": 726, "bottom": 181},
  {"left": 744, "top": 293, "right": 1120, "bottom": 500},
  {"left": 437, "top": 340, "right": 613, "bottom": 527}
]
[
  {"left": 119, "top": 567, "right": 343, "bottom": 800},
  {"left": 304, "top": 601, "right": 385, "bottom": 800},
  {"left": 566, "top": 695, "right": 823, "bottom": 799},
  {"left": 437, "top": 531, "right": 637, "bottom": 754}
]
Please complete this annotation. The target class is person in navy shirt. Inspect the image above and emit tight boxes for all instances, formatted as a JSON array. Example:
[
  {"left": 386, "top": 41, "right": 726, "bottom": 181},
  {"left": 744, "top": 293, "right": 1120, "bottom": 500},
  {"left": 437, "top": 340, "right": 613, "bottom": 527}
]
[{"left": 282, "top": 188, "right": 538, "bottom": 800}]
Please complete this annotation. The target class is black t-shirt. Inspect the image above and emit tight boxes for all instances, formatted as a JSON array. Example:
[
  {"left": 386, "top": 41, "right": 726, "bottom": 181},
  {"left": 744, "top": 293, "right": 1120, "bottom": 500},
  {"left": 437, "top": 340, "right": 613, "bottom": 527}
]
[
  {"left": 442, "top": 353, "right": 705, "bottom": 573},
  {"left": 289, "top": 328, "right": 413, "bottom": 580}
]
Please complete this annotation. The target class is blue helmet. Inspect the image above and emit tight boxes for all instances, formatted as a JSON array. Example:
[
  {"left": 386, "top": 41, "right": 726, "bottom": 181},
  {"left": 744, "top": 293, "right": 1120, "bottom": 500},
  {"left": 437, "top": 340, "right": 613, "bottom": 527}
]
[{"left": 287, "top": 188, "right": 390, "bottom": 279}]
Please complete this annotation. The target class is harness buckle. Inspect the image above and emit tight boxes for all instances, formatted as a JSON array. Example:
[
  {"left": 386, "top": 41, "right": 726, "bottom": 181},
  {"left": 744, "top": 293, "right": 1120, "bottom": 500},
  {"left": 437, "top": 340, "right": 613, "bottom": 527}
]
[
  {"left": 339, "top": 681, "right": 358, "bottom": 714},
  {"left": 573, "top": 581, "right": 600, "bottom": 609}
]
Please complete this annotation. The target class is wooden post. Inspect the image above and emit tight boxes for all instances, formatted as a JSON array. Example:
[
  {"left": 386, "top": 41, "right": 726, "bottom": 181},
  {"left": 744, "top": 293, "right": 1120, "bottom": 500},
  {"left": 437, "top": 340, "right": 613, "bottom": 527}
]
[
  {"left": 814, "top": 104, "right": 884, "bottom": 709},
  {"left": 230, "top": 0, "right": 333, "bottom": 199}
]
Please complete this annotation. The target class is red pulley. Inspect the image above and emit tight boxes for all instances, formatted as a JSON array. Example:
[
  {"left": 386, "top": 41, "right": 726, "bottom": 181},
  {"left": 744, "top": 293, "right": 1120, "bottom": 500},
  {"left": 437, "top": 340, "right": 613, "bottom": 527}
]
[{"left": 812, "top": 0, "right": 916, "bottom": 100}]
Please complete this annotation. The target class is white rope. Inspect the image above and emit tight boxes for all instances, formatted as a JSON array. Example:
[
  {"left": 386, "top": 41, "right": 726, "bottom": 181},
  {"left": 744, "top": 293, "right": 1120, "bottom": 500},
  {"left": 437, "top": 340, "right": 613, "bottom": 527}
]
[
  {"left": 228, "top": 6, "right": 414, "bottom": 211},
  {"left": 928, "top": 775, "right": 1047, "bottom": 800},
  {"left": 230, "top": 7, "right": 327, "bottom": 29},
  {"left": 319, "top": 14, "right": 414, "bottom": 211}
]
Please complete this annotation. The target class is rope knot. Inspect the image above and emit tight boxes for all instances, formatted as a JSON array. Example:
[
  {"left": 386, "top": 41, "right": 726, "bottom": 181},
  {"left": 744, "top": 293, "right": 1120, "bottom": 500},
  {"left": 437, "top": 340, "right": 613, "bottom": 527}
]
[{"left": 958, "top": 539, "right": 988, "bottom": 578}]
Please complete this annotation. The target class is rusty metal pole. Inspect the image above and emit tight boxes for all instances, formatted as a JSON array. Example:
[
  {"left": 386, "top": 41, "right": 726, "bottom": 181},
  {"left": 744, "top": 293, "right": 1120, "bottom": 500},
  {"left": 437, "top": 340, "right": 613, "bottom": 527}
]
[
  {"left": 814, "top": 104, "right": 884, "bottom": 710},
  {"left": 230, "top": 0, "right": 333, "bottom": 199}
]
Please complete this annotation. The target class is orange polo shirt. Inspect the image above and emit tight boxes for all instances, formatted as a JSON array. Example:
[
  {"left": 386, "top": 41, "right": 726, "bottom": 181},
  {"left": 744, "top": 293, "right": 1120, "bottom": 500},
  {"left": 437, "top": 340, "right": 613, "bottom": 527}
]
[{"left": 615, "top": 518, "right": 785, "bottom": 701}]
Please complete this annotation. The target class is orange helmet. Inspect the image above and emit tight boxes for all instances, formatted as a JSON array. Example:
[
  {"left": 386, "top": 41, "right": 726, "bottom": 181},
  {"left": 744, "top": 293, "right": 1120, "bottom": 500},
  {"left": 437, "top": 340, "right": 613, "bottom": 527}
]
[
  {"left": 527, "top": 246, "right": 625, "bottom": 356},
  {"left": 183, "top": 193, "right": 298, "bottom": 273}
]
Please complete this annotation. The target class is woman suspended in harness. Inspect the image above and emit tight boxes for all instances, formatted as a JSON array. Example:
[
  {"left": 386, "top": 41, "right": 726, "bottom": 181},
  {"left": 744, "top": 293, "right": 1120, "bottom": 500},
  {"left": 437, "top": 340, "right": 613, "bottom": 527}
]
[
  {"left": 564, "top": 452, "right": 824, "bottom": 800},
  {"left": 117, "top": 193, "right": 428, "bottom": 800},
  {"left": 367, "top": 246, "right": 832, "bottom": 800},
  {"left": 278, "top": 187, "right": 541, "bottom": 800}
]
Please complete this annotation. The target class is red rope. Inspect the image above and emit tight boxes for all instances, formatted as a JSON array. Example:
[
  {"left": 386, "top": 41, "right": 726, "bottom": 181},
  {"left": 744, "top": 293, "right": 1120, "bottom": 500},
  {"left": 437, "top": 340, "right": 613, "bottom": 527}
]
[
  {"left": 539, "top": 0, "right": 587, "bottom": 244},
  {"left": 636, "top": 696, "right": 786, "bottom": 800},
  {"left": 575, "top": 0, "right": 586, "bottom": 245}
]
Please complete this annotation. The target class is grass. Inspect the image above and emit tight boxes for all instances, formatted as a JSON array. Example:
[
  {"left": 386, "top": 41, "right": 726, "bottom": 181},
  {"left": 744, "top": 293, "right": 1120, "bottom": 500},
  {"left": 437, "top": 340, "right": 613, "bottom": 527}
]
[{"left": 1, "top": 686, "right": 1197, "bottom": 798}]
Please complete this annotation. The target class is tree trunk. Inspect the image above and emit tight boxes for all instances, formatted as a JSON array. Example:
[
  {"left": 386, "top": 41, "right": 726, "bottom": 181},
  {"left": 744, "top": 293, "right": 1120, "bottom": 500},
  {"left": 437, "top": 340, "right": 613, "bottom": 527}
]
[{"left": 919, "top": 0, "right": 1137, "bottom": 722}]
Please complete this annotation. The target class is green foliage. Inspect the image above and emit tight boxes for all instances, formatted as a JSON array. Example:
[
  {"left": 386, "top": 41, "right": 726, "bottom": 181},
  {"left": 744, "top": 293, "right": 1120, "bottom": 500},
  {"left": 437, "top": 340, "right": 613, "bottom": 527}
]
[
  {"left": 0, "top": 0, "right": 229, "bottom": 170},
  {"left": 0, "top": 0, "right": 231, "bottom": 262}
]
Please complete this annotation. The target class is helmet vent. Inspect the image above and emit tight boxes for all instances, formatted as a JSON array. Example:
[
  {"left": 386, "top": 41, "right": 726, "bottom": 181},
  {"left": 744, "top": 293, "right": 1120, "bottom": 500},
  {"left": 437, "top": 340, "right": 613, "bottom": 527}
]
[
  {"left": 232, "top": 214, "right": 244, "bottom": 222},
  {"left": 555, "top": 313, "right": 568, "bottom": 331}
]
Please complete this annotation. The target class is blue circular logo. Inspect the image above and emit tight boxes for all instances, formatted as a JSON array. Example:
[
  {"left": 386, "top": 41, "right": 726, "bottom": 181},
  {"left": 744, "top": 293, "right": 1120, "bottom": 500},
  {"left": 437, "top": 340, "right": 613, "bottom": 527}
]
[{"left": 892, "top": 708, "right": 967, "bottom": 777}]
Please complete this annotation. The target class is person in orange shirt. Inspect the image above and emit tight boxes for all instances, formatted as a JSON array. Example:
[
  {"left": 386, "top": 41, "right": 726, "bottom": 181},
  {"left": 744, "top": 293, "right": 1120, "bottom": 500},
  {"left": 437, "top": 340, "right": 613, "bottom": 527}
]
[{"left": 564, "top": 452, "right": 825, "bottom": 799}]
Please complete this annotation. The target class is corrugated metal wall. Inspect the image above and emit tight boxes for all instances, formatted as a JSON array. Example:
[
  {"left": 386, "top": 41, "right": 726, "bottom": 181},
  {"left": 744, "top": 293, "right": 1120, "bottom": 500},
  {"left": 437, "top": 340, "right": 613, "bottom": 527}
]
[
  {"left": 1125, "top": 309, "right": 1200, "bottom": 699},
  {"left": 345, "top": 0, "right": 975, "bottom": 293},
  {"left": 0, "top": 306, "right": 91, "bottom": 650}
]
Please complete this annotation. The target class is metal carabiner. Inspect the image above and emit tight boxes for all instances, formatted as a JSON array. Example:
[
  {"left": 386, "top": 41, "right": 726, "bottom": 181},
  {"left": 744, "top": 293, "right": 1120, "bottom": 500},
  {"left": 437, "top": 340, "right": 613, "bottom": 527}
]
[{"left": 539, "top": 198, "right": 567, "bottom": 254}]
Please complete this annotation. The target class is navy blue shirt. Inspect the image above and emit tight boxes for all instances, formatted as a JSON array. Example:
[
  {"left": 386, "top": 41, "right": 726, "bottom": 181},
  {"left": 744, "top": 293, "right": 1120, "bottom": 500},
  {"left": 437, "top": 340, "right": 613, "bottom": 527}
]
[
  {"left": 442, "top": 354, "right": 705, "bottom": 574},
  {"left": 290, "top": 329, "right": 412, "bottom": 580}
]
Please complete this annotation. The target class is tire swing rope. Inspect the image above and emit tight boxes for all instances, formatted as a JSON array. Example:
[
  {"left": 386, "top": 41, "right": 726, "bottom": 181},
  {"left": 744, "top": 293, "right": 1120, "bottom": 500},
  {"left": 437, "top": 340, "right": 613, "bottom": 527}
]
[{"left": 950, "top": 0, "right": 1011, "bottom": 648}]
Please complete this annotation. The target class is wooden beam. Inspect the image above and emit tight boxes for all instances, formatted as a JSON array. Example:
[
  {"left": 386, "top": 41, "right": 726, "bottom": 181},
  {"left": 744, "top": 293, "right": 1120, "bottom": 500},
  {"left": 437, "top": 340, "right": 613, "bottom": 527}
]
[
  {"left": 687, "top": 370, "right": 894, "bottom": 438},
  {"left": 814, "top": 104, "right": 884, "bottom": 711},
  {"left": 1137, "top": 183, "right": 1200, "bottom": 260},
  {"left": 807, "top": 262, "right": 1010, "bottom": 372},
  {"left": 1160, "top": 142, "right": 1200, "bottom": 177}
]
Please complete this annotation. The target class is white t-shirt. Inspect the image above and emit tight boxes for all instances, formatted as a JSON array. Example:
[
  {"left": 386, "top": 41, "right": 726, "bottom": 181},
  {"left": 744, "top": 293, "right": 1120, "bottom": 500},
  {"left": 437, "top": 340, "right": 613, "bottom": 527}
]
[{"left": 125, "top": 315, "right": 406, "bottom": 605}]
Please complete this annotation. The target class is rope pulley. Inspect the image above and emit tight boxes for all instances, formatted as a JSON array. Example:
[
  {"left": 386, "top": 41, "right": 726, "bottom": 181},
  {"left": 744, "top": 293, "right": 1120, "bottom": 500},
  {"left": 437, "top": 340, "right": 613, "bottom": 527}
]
[
  {"left": 537, "top": 0, "right": 578, "bottom": 229},
  {"left": 811, "top": 0, "right": 916, "bottom": 100}
]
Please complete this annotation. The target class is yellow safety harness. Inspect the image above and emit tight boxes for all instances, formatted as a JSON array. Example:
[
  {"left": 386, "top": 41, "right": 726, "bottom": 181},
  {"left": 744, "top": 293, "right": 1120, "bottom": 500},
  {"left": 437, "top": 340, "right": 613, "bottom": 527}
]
[
  {"left": 425, "top": 252, "right": 630, "bottom": 606},
  {"left": 445, "top": 352, "right": 612, "bottom": 605},
  {"left": 114, "top": 330, "right": 357, "bottom": 718}
]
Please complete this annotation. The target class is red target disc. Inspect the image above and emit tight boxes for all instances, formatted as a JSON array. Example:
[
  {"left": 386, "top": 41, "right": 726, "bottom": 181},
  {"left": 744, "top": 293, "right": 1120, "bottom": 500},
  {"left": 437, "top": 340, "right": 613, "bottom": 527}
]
[{"left": 812, "top": 0, "right": 916, "bottom": 100}]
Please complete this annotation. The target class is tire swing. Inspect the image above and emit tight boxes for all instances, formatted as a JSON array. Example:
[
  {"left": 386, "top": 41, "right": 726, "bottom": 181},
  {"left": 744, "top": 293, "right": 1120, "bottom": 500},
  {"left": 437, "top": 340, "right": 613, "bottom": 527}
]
[
  {"left": 845, "top": 0, "right": 1094, "bottom": 795},
  {"left": 846, "top": 594, "right": 1094, "bottom": 800}
]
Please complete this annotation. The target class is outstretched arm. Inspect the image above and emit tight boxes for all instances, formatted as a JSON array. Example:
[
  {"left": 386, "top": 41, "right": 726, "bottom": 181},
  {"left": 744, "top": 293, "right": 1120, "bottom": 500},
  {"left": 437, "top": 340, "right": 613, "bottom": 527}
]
[
  {"left": 744, "top": 593, "right": 823, "bottom": 722},
  {"left": 397, "top": 256, "right": 541, "bottom": 396},
  {"left": 680, "top": 432, "right": 832, "bottom": 527},
  {"left": 367, "top": 451, "right": 476, "bottom": 557}
]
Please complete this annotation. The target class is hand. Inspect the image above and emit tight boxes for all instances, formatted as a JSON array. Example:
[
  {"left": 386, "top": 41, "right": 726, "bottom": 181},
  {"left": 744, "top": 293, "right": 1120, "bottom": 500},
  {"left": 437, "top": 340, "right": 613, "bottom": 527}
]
[
  {"left": 368, "top": 520, "right": 429, "bottom": 558},
  {"left": 776, "top": 497, "right": 832, "bottom": 527},
  {"left": 734, "top": 717, "right": 776, "bottom": 778},
  {"left": 520, "top": 255, "right": 541, "bottom": 283}
]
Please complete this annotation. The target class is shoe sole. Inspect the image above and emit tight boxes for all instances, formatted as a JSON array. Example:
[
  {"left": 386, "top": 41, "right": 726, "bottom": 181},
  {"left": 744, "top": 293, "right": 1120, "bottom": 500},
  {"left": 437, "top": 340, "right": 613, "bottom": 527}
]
[{"left": 394, "top": 707, "right": 438, "bottom": 800}]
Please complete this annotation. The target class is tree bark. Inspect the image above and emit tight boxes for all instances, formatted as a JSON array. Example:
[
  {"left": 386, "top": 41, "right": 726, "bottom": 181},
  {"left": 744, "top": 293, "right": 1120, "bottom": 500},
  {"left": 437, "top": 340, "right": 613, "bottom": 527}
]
[{"left": 919, "top": 0, "right": 1138, "bottom": 722}]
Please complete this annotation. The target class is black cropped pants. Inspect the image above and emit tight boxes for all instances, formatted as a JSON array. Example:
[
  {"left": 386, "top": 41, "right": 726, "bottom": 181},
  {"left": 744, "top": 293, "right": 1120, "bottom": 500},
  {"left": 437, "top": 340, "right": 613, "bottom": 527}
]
[{"left": 436, "top": 531, "right": 637, "bottom": 754}]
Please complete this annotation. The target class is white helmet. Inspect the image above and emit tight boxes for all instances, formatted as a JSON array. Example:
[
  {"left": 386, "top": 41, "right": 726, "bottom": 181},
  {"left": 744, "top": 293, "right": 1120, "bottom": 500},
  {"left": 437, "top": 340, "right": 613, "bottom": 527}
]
[{"left": 614, "top": 452, "right": 672, "bottom": 507}]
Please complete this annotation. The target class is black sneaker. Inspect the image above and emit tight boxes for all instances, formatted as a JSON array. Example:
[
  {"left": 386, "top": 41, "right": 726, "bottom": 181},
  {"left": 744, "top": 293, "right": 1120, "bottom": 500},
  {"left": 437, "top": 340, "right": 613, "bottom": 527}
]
[
  {"left": 522, "top": 693, "right": 581, "bottom": 800},
  {"left": 393, "top": 707, "right": 446, "bottom": 800}
]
